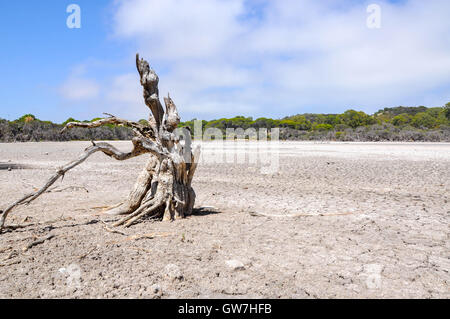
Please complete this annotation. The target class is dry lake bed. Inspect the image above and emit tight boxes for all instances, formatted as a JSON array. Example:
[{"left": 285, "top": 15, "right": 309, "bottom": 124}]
[{"left": 0, "top": 141, "right": 449, "bottom": 298}]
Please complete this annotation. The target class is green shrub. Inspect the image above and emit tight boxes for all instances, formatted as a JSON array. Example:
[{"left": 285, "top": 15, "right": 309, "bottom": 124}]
[
  {"left": 391, "top": 114, "right": 411, "bottom": 126},
  {"left": 411, "top": 112, "right": 437, "bottom": 129},
  {"left": 335, "top": 131, "right": 345, "bottom": 140},
  {"left": 444, "top": 102, "right": 450, "bottom": 120},
  {"left": 61, "top": 117, "right": 79, "bottom": 126},
  {"left": 16, "top": 114, "right": 37, "bottom": 123},
  {"left": 313, "top": 123, "right": 333, "bottom": 131},
  {"left": 338, "top": 110, "right": 375, "bottom": 128}
]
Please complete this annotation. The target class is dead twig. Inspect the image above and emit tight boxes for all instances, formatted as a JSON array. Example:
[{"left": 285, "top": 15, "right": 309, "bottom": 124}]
[
  {"left": 78, "top": 246, "right": 97, "bottom": 260},
  {"left": 249, "top": 211, "right": 360, "bottom": 218},
  {"left": 0, "top": 246, "right": 12, "bottom": 254},
  {"left": 22, "top": 234, "right": 55, "bottom": 252},
  {"left": 101, "top": 220, "right": 126, "bottom": 236},
  {"left": 49, "top": 186, "right": 89, "bottom": 193},
  {"left": 319, "top": 212, "right": 358, "bottom": 216},
  {"left": 130, "top": 246, "right": 152, "bottom": 254},
  {"left": 1, "top": 216, "right": 73, "bottom": 233},
  {"left": 0, "top": 260, "right": 21, "bottom": 268},
  {"left": 91, "top": 206, "right": 110, "bottom": 210},
  {"left": 125, "top": 232, "right": 173, "bottom": 241},
  {"left": 2, "top": 250, "right": 18, "bottom": 261},
  {"left": 21, "top": 216, "right": 31, "bottom": 223},
  {"left": 2, "top": 223, "right": 34, "bottom": 230}
]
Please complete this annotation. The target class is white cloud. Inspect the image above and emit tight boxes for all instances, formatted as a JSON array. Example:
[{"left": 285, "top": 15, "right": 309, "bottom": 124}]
[
  {"left": 101, "top": 73, "right": 150, "bottom": 119},
  {"left": 113, "top": 0, "right": 244, "bottom": 60},
  {"left": 107, "top": 73, "right": 141, "bottom": 104},
  {"left": 59, "top": 77, "right": 100, "bottom": 101},
  {"left": 107, "top": 0, "right": 450, "bottom": 119}
]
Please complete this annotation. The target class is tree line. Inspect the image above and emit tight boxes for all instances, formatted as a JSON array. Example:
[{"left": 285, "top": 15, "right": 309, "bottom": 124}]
[
  {"left": 1, "top": 103, "right": 449, "bottom": 142},
  {"left": 0, "top": 115, "right": 133, "bottom": 142},
  {"left": 179, "top": 103, "right": 450, "bottom": 141}
]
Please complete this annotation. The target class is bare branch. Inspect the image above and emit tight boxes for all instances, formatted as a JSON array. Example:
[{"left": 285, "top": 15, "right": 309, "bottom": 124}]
[
  {"left": 60, "top": 114, "right": 154, "bottom": 139},
  {"left": 163, "top": 93, "right": 180, "bottom": 132},
  {"left": 136, "top": 53, "right": 165, "bottom": 129},
  {"left": 0, "top": 141, "right": 154, "bottom": 229}
]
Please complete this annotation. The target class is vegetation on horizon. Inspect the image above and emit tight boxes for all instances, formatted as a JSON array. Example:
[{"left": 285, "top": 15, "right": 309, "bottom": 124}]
[
  {"left": 1, "top": 104, "right": 449, "bottom": 142},
  {"left": 178, "top": 103, "right": 450, "bottom": 141}
]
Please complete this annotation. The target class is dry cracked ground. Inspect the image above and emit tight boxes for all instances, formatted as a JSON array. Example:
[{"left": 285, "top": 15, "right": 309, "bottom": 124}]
[{"left": 0, "top": 141, "right": 449, "bottom": 298}]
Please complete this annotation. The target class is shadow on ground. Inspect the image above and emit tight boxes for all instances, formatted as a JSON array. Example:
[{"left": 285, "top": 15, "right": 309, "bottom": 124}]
[
  {"left": 0, "top": 163, "right": 32, "bottom": 170},
  {"left": 191, "top": 207, "right": 222, "bottom": 217}
]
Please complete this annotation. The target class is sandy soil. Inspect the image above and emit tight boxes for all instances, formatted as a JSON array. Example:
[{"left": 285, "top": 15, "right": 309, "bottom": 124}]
[{"left": 0, "top": 141, "right": 448, "bottom": 298}]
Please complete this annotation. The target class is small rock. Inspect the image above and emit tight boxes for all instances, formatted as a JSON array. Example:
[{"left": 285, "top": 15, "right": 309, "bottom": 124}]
[
  {"left": 226, "top": 259, "right": 245, "bottom": 271},
  {"left": 164, "top": 264, "right": 183, "bottom": 281},
  {"left": 150, "top": 284, "right": 160, "bottom": 293},
  {"left": 150, "top": 284, "right": 162, "bottom": 296}
]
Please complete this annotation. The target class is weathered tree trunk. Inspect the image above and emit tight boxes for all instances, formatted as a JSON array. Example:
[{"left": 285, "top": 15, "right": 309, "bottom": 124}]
[{"left": 0, "top": 54, "right": 200, "bottom": 229}]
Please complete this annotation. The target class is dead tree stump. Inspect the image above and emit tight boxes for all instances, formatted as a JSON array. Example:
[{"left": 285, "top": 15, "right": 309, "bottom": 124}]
[{"left": 0, "top": 54, "right": 200, "bottom": 229}]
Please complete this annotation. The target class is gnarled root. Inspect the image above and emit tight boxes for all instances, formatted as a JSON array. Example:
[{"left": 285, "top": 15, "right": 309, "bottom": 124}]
[
  {"left": 112, "top": 157, "right": 197, "bottom": 227},
  {"left": 105, "top": 156, "right": 158, "bottom": 216}
]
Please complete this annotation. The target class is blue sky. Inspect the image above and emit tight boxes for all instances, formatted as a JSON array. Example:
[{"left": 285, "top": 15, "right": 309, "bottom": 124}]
[{"left": 0, "top": 0, "right": 449, "bottom": 123}]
